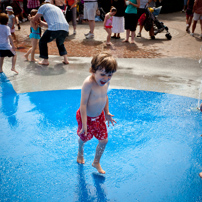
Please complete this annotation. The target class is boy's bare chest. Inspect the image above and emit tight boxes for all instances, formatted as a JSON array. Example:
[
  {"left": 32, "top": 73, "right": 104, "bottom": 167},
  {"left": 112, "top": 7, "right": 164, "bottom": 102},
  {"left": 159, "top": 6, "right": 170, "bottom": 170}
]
[{"left": 89, "top": 86, "right": 108, "bottom": 100}]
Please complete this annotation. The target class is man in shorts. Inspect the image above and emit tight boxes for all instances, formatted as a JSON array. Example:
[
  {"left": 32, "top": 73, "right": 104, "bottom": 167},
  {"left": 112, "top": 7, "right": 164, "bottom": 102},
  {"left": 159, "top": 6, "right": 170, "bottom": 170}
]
[
  {"left": 83, "top": 0, "right": 98, "bottom": 39},
  {"left": 190, "top": 0, "right": 202, "bottom": 38}
]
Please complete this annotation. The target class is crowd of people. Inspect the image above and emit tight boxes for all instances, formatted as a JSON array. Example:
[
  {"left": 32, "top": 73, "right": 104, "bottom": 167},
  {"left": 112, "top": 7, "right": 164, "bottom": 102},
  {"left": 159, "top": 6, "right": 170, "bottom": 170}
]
[{"left": 0, "top": 0, "right": 202, "bottom": 72}]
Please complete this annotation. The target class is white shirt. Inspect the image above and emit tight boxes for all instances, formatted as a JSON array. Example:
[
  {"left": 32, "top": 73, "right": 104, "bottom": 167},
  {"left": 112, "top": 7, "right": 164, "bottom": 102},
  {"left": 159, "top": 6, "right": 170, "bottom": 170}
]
[
  {"left": 38, "top": 4, "right": 69, "bottom": 31},
  {"left": 0, "top": 25, "right": 12, "bottom": 50}
]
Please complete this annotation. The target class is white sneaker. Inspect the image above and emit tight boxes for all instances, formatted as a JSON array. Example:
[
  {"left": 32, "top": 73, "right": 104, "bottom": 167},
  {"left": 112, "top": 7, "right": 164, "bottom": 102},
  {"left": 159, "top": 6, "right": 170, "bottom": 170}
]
[
  {"left": 190, "top": 32, "right": 194, "bottom": 37},
  {"left": 137, "top": 33, "right": 141, "bottom": 37},
  {"left": 73, "top": 30, "right": 76, "bottom": 35},
  {"left": 86, "top": 33, "right": 94, "bottom": 39},
  {"left": 84, "top": 32, "right": 90, "bottom": 36}
]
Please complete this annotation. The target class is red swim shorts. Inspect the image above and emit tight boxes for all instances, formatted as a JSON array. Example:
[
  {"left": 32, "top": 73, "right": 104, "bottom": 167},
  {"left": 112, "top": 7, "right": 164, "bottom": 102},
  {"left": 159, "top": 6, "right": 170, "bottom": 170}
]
[{"left": 76, "top": 109, "right": 108, "bottom": 141}]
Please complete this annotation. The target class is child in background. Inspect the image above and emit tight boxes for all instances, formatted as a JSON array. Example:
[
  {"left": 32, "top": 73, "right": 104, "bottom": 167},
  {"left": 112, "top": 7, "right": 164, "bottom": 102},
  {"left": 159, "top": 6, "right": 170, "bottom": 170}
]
[
  {"left": 0, "top": 13, "right": 18, "bottom": 74},
  {"left": 76, "top": 52, "right": 117, "bottom": 174},
  {"left": 103, "top": 7, "right": 117, "bottom": 45},
  {"left": 6, "top": 6, "right": 17, "bottom": 42},
  {"left": 24, "top": 9, "right": 47, "bottom": 62}
]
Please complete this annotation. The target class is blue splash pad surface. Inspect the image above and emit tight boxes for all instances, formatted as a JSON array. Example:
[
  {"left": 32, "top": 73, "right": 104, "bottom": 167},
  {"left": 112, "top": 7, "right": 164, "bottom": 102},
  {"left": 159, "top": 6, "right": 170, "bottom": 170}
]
[{"left": 1, "top": 74, "right": 202, "bottom": 202}]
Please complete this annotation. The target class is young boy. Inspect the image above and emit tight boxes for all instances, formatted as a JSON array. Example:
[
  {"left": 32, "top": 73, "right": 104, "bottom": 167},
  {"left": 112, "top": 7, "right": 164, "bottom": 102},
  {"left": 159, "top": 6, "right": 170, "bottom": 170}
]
[
  {"left": 0, "top": 13, "right": 18, "bottom": 74},
  {"left": 76, "top": 52, "right": 117, "bottom": 174}
]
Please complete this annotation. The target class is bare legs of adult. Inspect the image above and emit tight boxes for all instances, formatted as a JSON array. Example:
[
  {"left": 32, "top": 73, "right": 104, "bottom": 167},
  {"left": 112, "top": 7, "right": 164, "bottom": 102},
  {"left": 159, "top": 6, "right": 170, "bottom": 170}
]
[
  {"left": 123, "top": 29, "right": 130, "bottom": 42},
  {"left": 85, "top": 20, "right": 95, "bottom": 39},
  {"left": 130, "top": 31, "right": 135, "bottom": 43},
  {"left": 191, "top": 20, "right": 197, "bottom": 36},
  {"left": 89, "top": 20, "right": 95, "bottom": 34}
]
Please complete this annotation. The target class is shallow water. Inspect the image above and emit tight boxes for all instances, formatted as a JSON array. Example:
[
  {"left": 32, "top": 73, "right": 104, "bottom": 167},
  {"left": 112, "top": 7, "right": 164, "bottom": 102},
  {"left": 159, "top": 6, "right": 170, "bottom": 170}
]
[{"left": 1, "top": 73, "right": 202, "bottom": 202}]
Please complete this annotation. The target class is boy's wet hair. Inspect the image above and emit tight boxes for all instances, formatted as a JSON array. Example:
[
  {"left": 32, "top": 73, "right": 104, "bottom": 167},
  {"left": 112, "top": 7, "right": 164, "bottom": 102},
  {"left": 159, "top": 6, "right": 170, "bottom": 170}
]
[
  {"left": 30, "top": 9, "right": 38, "bottom": 17},
  {"left": 90, "top": 52, "right": 117, "bottom": 74},
  {"left": 0, "top": 13, "right": 9, "bottom": 25}
]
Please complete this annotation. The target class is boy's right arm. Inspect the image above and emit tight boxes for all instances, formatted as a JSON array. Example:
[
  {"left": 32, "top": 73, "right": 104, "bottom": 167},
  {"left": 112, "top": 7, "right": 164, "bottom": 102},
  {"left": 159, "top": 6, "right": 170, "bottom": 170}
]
[{"left": 79, "top": 79, "right": 92, "bottom": 136}]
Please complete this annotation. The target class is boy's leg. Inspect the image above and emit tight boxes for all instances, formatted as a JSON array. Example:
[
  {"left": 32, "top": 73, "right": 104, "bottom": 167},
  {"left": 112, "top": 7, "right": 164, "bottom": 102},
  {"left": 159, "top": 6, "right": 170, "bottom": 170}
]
[
  {"left": 11, "top": 55, "right": 18, "bottom": 74},
  {"left": 77, "top": 138, "right": 86, "bottom": 164},
  {"left": 92, "top": 138, "right": 108, "bottom": 174},
  {"left": 0, "top": 57, "right": 4, "bottom": 73}
]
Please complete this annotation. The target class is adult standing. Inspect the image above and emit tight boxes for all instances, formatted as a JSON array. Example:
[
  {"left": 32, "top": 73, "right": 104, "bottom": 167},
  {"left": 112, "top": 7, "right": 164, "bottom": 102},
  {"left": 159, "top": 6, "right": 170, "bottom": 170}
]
[
  {"left": 27, "top": 0, "right": 40, "bottom": 14},
  {"left": 83, "top": 0, "right": 98, "bottom": 39},
  {"left": 66, "top": 0, "right": 77, "bottom": 34},
  {"left": 123, "top": 0, "right": 140, "bottom": 43},
  {"left": 190, "top": 0, "right": 202, "bottom": 38},
  {"left": 50, "top": 0, "right": 65, "bottom": 10},
  {"left": 111, "top": 0, "right": 125, "bottom": 39},
  {"left": 31, "top": 1, "right": 69, "bottom": 65}
]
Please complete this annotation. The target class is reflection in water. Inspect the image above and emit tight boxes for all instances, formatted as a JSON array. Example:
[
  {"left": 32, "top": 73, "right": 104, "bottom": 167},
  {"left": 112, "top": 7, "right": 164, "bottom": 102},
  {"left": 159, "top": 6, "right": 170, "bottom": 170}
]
[
  {"left": 92, "top": 173, "right": 107, "bottom": 202},
  {"left": 0, "top": 73, "right": 19, "bottom": 127},
  {"left": 75, "top": 165, "right": 107, "bottom": 202}
]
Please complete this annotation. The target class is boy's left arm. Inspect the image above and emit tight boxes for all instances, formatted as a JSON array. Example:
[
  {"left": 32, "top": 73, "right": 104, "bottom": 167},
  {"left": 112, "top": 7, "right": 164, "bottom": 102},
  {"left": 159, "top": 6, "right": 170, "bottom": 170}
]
[{"left": 104, "top": 95, "right": 116, "bottom": 127}]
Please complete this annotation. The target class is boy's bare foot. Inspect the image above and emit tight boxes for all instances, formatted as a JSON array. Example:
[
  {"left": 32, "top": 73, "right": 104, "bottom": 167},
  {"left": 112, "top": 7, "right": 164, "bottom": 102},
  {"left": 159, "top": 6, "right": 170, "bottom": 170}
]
[
  {"left": 77, "top": 152, "right": 85, "bottom": 164},
  {"left": 38, "top": 60, "right": 49, "bottom": 66},
  {"left": 122, "top": 39, "right": 129, "bottom": 43},
  {"left": 24, "top": 54, "right": 29, "bottom": 61},
  {"left": 11, "top": 68, "right": 18, "bottom": 74},
  {"left": 131, "top": 40, "right": 135, "bottom": 44},
  {"left": 92, "top": 162, "right": 105, "bottom": 174}
]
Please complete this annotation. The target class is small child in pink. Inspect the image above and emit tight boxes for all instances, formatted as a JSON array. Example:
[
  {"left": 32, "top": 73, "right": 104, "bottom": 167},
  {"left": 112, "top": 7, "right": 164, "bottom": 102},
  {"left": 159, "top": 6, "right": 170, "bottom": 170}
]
[{"left": 103, "top": 7, "right": 117, "bottom": 46}]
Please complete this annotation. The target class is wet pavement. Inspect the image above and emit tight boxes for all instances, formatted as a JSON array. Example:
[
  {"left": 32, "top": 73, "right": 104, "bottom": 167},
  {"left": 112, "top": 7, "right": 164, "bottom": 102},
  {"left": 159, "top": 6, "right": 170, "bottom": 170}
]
[
  {"left": 1, "top": 11, "right": 202, "bottom": 202},
  {"left": 1, "top": 11, "right": 201, "bottom": 99}
]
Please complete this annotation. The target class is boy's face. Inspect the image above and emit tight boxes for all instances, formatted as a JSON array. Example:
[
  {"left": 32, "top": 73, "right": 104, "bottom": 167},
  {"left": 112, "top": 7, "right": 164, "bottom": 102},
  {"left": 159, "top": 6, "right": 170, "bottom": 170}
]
[{"left": 93, "top": 69, "right": 114, "bottom": 86}]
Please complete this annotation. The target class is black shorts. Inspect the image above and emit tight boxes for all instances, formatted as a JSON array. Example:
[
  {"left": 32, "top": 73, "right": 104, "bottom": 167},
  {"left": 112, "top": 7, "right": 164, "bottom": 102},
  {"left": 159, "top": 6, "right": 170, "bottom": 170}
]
[
  {"left": 0, "top": 50, "right": 15, "bottom": 57},
  {"left": 124, "top": 13, "right": 138, "bottom": 31}
]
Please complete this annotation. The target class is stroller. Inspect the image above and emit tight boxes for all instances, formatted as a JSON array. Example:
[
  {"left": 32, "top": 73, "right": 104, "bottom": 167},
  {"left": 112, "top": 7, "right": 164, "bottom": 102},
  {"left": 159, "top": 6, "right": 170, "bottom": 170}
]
[{"left": 143, "top": 6, "right": 172, "bottom": 40}]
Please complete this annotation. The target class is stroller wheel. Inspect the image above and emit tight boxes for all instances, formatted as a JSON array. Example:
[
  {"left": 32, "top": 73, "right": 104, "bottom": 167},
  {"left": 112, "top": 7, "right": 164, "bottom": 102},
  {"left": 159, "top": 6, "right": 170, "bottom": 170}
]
[{"left": 165, "top": 33, "right": 172, "bottom": 40}]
